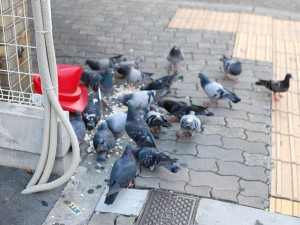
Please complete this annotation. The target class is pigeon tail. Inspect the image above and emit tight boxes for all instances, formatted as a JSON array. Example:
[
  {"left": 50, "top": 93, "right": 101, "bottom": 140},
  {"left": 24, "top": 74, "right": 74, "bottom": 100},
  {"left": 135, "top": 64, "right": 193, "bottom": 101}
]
[
  {"left": 219, "top": 54, "right": 229, "bottom": 62},
  {"left": 163, "top": 163, "right": 180, "bottom": 173},
  {"left": 154, "top": 88, "right": 170, "bottom": 101},
  {"left": 225, "top": 93, "right": 241, "bottom": 103},
  {"left": 110, "top": 54, "right": 125, "bottom": 64},
  {"left": 104, "top": 192, "right": 118, "bottom": 205},
  {"left": 86, "top": 59, "right": 100, "bottom": 70},
  {"left": 255, "top": 80, "right": 268, "bottom": 86}
]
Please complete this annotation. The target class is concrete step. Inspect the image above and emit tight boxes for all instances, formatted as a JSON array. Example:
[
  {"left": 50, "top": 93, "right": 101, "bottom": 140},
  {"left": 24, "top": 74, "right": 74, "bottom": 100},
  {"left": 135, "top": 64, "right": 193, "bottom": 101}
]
[{"left": 195, "top": 198, "right": 300, "bottom": 225}]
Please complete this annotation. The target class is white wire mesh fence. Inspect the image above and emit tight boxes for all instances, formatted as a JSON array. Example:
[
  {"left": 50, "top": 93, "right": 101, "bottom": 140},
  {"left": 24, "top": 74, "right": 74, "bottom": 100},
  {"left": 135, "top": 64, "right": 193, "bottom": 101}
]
[{"left": 0, "top": 0, "right": 40, "bottom": 106}]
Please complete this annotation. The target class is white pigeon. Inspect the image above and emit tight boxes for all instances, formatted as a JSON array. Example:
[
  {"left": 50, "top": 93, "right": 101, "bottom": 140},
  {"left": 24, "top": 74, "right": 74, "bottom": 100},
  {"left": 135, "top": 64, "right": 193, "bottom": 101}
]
[{"left": 178, "top": 111, "right": 201, "bottom": 138}]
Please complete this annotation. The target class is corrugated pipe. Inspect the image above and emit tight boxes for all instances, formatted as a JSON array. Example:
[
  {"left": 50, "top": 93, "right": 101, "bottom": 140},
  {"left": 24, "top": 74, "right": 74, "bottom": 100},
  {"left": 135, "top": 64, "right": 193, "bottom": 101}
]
[{"left": 22, "top": 0, "right": 80, "bottom": 194}]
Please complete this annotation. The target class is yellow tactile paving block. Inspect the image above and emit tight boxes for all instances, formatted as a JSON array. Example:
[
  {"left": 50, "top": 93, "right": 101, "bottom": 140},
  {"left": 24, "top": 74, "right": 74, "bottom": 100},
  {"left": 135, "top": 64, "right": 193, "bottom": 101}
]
[
  {"left": 270, "top": 197, "right": 300, "bottom": 217},
  {"left": 273, "top": 19, "right": 300, "bottom": 41},
  {"left": 238, "top": 14, "right": 273, "bottom": 35},
  {"left": 233, "top": 32, "right": 273, "bottom": 61},
  {"left": 272, "top": 133, "right": 299, "bottom": 164},
  {"left": 168, "top": 9, "right": 239, "bottom": 32},
  {"left": 271, "top": 161, "right": 300, "bottom": 200}
]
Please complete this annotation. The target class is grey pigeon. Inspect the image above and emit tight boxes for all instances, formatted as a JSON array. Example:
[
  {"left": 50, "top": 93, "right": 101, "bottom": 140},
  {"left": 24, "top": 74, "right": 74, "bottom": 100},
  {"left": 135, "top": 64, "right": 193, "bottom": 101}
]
[
  {"left": 255, "top": 73, "right": 292, "bottom": 101},
  {"left": 69, "top": 110, "right": 86, "bottom": 151},
  {"left": 81, "top": 69, "right": 103, "bottom": 92},
  {"left": 86, "top": 54, "right": 125, "bottom": 71},
  {"left": 167, "top": 44, "right": 184, "bottom": 72},
  {"left": 125, "top": 100, "right": 157, "bottom": 147},
  {"left": 116, "top": 65, "right": 153, "bottom": 85},
  {"left": 158, "top": 99, "right": 213, "bottom": 122},
  {"left": 100, "top": 68, "right": 114, "bottom": 99},
  {"left": 105, "top": 112, "right": 127, "bottom": 137},
  {"left": 178, "top": 111, "right": 201, "bottom": 138},
  {"left": 198, "top": 72, "right": 241, "bottom": 108},
  {"left": 140, "top": 71, "right": 183, "bottom": 91},
  {"left": 116, "top": 89, "right": 169, "bottom": 109},
  {"left": 93, "top": 121, "right": 116, "bottom": 163},
  {"left": 104, "top": 144, "right": 137, "bottom": 205},
  {"left": 219, "top": 55, "right": 242, "bottom": 82},
  {"left": 82, "top": 94, "right": 102, "bottom": 130},
  {"left": 129, "top": 144, "right": 180, "bottom": 173},
  {"left": 113, "top": 57, "right": 143, "bottom": 69}
]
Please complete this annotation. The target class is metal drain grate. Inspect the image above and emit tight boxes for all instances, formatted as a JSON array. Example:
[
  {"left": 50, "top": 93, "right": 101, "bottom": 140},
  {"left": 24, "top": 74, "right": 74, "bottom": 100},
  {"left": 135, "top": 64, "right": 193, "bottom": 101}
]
[{"left": 136, "top": 189, "right": 200, "bottom": 225}]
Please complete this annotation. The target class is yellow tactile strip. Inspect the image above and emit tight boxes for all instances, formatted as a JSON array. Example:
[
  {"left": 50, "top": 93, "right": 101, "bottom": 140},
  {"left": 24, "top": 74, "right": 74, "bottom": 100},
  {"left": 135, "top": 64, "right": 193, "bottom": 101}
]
[
  {"left": 169, "top": 8, "right": 300, "bottom": 217},
  {"left": 270, "top": 197, "right": 300, "bottom": 217},
  {"left": 168, "top": 8, "right": 239, "bottom": 32}
]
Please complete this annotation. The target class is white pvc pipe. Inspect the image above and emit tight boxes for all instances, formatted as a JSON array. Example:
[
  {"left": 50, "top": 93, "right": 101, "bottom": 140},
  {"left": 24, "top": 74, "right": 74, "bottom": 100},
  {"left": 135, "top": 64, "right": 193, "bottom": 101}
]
[
  {"left": 22, "top": 0, "right": 80, "bottom": 194},
  {"left": 26, "top": 0, "right": 51, "bottom": 188},
  {"left": 38, "top": 0, "right": 58, "bottom": 184}
]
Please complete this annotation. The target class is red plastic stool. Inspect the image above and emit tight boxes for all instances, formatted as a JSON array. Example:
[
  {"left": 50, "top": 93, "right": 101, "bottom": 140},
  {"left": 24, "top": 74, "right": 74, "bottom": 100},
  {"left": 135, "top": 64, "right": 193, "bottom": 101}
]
[{"left": 33, "top": 64, "right": 88, "bottom": 113}]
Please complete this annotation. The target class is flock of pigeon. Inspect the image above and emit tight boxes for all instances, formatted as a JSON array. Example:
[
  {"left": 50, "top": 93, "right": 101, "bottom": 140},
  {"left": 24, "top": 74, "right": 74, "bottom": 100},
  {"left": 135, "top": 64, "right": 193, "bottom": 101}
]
[{"left": 69, "top": 44, "right": 293, "bottom": 205}]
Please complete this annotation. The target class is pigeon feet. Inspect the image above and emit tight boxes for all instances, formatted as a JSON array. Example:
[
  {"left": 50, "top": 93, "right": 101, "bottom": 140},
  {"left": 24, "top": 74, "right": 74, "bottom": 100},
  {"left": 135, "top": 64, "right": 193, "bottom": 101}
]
[
  {"left": 168, "top": 116, "right": 179, "bottom": 123},
  {"left": 204, "top": 99, "right": 218, "bottom": 106},
  {"left": 224, "top": 72, "right": 229, "bottom": 79},
  {"left": 176, "top": 131, "right": 186, "bottom": 138},
  {"left": 189, "top": 131, "right": 197, "bottom": 137},
  {"left": 234, "top": 78, "right": 240, "bottom": 83},
  {"left": 150, "top": 126, "right": 160, "bottom": 132}
]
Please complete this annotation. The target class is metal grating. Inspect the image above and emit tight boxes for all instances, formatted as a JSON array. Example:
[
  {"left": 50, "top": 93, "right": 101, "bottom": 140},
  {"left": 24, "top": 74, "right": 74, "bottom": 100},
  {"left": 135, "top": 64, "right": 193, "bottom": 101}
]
[
  {"left": 136, "top": 189, "right": 199, "bottom": 225},
  {"left": 0, "top": 0, "right": 40, "bottom": 106}
]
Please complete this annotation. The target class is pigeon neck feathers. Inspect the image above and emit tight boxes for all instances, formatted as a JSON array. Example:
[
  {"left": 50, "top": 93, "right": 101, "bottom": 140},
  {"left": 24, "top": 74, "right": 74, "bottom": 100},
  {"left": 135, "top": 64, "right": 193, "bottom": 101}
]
[{"left": 198, "top": 73, "right": 211, "bottom": 88}]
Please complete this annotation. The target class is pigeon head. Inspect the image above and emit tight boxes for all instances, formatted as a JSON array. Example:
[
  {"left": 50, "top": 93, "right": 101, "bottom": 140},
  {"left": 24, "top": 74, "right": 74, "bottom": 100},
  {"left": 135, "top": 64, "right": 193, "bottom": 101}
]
[
  {"left": 157, "top": 99, "right": 171, "bottom": 111},
  {"left": 127, "top": 145, "right": 141, "bottom": 159},
  {"left": 198, "top": 73, "right": 210, "bottom": 87},
  {"left": 189, "top": 111, "right": 196, "bottom": 116},
  {"left": 116, "top": 94, "right": 131, "bottom": 105},
  {"left": 86, "top": 119, "right": 96, "bottom": 131},
  {"left": 126, "top": 100, "right": 137, "bottom": 118},
  {"left": 123, "top": 144, "right": 135, "bottom": 159},
  {"left": 116, "top": 65, "right": 131, "bottom": 77},
  {"left": 285, "top": 73, "right": 293, "bottom": 80},
  {"left": 74, "top": 110, "right": 81, "bottom": 119},
  {"left": 97, "top": 121, "right": 108, "bottom": 131},
  {"left": 81, "top": 70, "right": 91, "bottom": 84}
]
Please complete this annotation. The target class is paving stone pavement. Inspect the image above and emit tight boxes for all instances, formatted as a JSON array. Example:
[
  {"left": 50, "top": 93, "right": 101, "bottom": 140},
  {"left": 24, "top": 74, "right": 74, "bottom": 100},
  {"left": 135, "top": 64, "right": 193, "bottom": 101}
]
[{"left": 43, "top": 0, "right": 300, "bottom": 224}]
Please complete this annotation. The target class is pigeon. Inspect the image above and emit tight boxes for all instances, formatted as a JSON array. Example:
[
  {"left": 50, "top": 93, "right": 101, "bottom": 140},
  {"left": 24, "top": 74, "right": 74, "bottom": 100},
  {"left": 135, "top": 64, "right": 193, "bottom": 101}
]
[
  {"left": 113, "top": 57, "right": 143, "bottom": 69},
  {"left": 116, "top": 89, "right": 169, "bottom": 109},
  {"left": 198, "top": 72, "right": 241, "bottom": 108},
  {"left": 80, "top": 69, "right": 103, "bottom": 92},
  {"left": 167, "top": 44, "right": 184, "bottom": 72},
  {"left": 86, "top": 54, "right": 125, "bottom": 71},
  {"left": 93, "top": 121, "right": 116, "bottom": 163},
  {"left": 129, "top": 144, "right": 180, "bottom": 173},
  {"left": 143, "top": 107, "right": 171, "bottom": 131},
  {"left": 99, "top": 68, "right": 114, "bottom": 100},
  {"left": 125, "top": 99, "right": 157, "bottom": 147},
  {"left": 255, "top": 73, "right": 293, "bottom": 101},
  {"left": 104, "top": 144, "right": 137, "bottom": 205},
  {"left": 69, "top": 110, "right": 86, "bottom": 151},
  {"left": 116, "top": 65, "right": 153, "bottom": 85},
  {"left": 219, "top": 55, "right": 242, "bottom": 82},
  {"left": 157, "top": 99, "right": 214, "bottom": 122},
  {"left": 105, "top": 112, "right": 127, "bottom": 137},
  {"left": 82, "top": 94, "right": 102, "bottom": 130},
  {"left": 178, "top": 111, "right": 202, "bottom": 138},
  {"left": 140, "top": 71, "right": 183, "bottom": 91}
]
